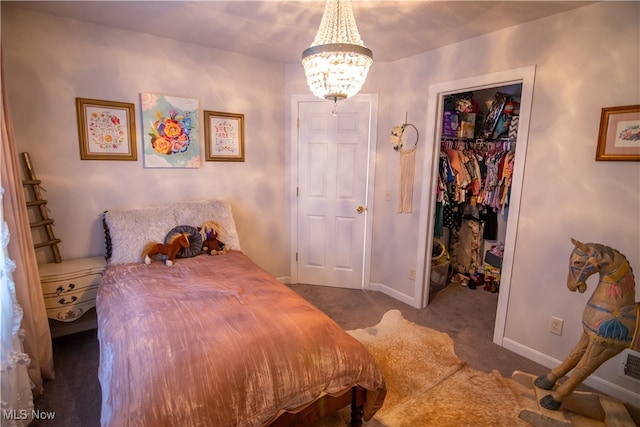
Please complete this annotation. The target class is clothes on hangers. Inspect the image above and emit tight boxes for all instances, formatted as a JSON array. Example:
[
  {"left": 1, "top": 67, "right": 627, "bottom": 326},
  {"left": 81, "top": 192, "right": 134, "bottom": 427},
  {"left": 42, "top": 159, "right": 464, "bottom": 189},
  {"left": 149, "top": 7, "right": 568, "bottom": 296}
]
[
  {"left": 438, "top": 139, "right": 515, "bottom": 214},
  {"left": 435, "top": 139, "right": 515, "bottom": 270}
]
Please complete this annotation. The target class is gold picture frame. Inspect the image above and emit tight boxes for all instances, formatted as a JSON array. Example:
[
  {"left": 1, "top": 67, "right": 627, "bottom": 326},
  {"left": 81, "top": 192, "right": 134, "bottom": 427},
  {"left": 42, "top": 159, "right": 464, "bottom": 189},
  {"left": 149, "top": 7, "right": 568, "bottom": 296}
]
[
  {"left": 204, "top": 111, "right": 245, "bottom": 162},
  {"left": 596, "top": 105, "right": 640, "bottom": 161},
  {"left": 76, "top": 98, "right": 137, "bottom": 160}
]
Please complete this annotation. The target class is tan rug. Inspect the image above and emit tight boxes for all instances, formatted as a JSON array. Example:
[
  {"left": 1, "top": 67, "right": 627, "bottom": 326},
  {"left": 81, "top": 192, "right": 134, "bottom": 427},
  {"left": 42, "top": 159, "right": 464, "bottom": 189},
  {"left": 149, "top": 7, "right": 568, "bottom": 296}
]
[{"left": 315, "top": 309, "right": 530, "bottom": 426}]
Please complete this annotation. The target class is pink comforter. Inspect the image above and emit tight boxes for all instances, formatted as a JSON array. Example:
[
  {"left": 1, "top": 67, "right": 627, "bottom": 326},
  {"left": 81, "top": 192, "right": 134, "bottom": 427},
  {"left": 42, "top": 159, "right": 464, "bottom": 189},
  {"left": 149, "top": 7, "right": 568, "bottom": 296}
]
[{"left": 97, "top": 251, "right": 386, "bottom": 426}]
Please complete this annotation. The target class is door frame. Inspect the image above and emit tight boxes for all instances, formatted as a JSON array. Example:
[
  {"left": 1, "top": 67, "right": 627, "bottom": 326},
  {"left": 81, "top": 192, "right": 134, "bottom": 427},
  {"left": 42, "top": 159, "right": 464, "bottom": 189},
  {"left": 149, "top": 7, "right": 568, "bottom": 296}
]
[
  {"left": 289, "top": 93, "right": 379, "bottom": 288},
  {"left": 414, "top": 66, "right": 536, "bottom": 345}
]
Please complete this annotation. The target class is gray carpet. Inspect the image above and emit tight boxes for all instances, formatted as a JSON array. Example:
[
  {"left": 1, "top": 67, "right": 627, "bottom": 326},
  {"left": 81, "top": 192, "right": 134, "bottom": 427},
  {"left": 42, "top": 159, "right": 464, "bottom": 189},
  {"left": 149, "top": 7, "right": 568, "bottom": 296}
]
[
  {"left": 31, "top": 283, "right": 639, "bottom": 426},
  {"left": 290, "top": 283, "right": 545, "bottom": 380}
]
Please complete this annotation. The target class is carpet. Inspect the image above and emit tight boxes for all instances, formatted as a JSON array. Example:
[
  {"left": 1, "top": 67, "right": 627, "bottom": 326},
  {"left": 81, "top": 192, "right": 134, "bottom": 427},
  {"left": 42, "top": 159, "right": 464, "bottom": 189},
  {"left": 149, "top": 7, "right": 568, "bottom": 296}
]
[{"left": 316, "top": 309, "right": 530, "bottom": 426}]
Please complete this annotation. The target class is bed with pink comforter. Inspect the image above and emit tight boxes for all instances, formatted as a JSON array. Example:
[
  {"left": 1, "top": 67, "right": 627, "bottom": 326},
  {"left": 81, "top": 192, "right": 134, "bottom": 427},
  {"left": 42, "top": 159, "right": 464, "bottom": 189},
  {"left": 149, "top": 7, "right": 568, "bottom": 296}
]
[{"left": 97, "top": 251, "right": 386, "bottom": 426}]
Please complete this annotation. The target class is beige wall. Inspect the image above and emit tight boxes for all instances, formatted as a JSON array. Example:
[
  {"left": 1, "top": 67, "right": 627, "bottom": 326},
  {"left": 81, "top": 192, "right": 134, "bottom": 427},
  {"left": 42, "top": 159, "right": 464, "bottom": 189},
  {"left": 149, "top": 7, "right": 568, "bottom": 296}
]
[
  {"left": 2, "top": 7, "right": 288, "bottom": 276},
  {"left": 4, "top": 1, "right": 639, "bottom": 405}
]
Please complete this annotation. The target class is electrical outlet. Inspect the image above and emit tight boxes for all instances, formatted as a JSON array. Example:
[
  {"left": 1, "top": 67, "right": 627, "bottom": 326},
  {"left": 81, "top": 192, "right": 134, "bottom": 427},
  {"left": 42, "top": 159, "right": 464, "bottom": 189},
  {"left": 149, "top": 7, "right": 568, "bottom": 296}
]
[
  {"left": 549, "top": 317, "right": 564, "bottom": 336},
  {"left": 409, "top": 268, "right": 416, "bottom": 280}
]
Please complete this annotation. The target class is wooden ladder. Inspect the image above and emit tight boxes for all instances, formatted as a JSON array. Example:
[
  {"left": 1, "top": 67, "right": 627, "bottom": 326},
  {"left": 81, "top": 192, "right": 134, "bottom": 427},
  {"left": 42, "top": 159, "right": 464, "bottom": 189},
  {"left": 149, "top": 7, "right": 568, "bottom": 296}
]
[{"left": 21, "top": 152, "right": 62, "bottom": 263}]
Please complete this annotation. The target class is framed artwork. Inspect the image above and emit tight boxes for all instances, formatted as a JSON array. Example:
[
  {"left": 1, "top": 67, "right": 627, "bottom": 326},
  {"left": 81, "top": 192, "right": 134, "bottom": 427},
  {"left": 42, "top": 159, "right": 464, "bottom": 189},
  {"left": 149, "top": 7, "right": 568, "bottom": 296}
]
[
  {"left": 141, "top": 93, "right": 200, "bottom": 168},
  {"left": 76, "top": 98, "right": 137, "bottom": 160},
  {"left": 596, "top": 105, "right": 640, "bottom": 161},
  {"left": 204, "top": 111, "right": 245, "bottom": 162}
]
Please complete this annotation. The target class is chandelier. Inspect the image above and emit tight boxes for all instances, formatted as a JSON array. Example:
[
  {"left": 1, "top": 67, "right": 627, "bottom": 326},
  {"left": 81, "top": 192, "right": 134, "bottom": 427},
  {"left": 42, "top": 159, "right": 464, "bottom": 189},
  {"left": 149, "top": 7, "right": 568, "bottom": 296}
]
[{"left": 301, "top": 0, "right": 373, "bottom": 103}]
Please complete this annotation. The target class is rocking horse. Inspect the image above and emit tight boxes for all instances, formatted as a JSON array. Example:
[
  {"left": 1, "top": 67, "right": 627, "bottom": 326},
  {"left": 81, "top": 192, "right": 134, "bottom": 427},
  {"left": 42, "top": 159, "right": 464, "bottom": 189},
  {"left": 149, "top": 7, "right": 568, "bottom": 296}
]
[
  {"left": 142, "top": 232, "right": 190, "bottom": 266},
  {"left": 534, "top": 238, "right": 638, "bottom": 410}
]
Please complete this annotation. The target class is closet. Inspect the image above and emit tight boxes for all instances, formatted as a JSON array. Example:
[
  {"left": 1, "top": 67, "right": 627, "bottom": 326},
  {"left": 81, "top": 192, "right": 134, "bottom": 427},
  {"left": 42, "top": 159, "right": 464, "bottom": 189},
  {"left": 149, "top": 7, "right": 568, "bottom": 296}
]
[{"left": 431, "top": 84, "right": 522, "bottom": 298}]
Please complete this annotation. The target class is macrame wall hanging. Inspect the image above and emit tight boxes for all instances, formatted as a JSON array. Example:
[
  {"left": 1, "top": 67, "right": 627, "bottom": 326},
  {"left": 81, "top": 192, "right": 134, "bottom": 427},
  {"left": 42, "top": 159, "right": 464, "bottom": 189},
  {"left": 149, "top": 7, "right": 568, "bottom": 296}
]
[{"left": 390, "top": 114, "right": 419, "bottom": 213}]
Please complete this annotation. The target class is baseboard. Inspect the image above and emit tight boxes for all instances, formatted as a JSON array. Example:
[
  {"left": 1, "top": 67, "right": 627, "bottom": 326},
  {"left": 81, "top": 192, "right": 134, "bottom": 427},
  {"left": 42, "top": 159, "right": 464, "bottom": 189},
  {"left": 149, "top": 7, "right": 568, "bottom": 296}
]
[
  {"left": 503, "top": 337, "right": 640, "bottom": 407},
  {"left": 368, "top": 282, "right": 419, "bottom": 307},
  {"left": 276, "top": 276, "right": 291, "bottom": 284}
]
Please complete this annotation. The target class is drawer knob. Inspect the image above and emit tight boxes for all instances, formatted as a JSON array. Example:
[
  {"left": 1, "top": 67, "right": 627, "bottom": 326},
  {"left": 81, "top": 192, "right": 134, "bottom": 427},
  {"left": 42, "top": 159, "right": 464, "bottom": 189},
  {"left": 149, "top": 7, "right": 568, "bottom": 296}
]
[
  {"left": 58, "top": 296, "right": 78, "bottom": 305},
  {"left": 55, "top": 283, "right": 76, "bottom": 295}
]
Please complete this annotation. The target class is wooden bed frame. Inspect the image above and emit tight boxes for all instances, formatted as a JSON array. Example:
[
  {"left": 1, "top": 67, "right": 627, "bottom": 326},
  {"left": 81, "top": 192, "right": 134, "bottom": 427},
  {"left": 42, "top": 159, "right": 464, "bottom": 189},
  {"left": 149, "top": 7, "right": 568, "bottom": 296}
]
[{"left": 270, "top": 387, "right": 366, "bottom": 427}]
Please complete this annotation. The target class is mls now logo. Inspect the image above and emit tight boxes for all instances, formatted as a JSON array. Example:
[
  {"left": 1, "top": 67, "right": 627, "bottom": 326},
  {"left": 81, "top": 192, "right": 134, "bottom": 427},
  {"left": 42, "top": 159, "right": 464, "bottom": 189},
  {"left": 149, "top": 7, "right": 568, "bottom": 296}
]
[{"left": 3, "top": 409, "right": 56, "bottom": 421}]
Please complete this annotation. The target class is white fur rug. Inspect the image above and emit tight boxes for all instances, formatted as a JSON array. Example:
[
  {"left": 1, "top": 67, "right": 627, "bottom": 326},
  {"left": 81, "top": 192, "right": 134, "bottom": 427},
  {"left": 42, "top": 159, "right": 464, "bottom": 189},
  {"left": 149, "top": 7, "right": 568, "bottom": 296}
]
[{"left": 315, "top": 309, "right": 530, "bottom": 426}]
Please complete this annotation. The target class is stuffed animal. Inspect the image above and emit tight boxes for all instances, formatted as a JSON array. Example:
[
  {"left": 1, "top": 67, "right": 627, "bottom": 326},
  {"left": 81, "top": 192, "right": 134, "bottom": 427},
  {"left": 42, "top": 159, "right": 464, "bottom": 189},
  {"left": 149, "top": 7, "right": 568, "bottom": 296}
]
[
  {"left": 200, "top": 220, "right": 228, "bottom": 255},
  {"left": 142, "top": 232, "right": 190, "bottom": 266}
]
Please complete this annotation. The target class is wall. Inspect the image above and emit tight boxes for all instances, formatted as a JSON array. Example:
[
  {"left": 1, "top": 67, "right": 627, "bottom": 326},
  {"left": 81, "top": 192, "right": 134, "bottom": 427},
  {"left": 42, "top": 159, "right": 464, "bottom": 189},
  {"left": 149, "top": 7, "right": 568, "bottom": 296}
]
[
  {"left": 292, "top": 1, "right": 640, "bottom": 404},
  {"left": 2, "top": 7, "right": 289, "bottom": 276}
]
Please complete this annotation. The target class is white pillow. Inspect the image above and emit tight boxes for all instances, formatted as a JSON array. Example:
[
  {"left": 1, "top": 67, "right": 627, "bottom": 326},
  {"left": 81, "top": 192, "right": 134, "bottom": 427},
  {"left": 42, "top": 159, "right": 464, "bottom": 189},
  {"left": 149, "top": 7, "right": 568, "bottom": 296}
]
[
  {"left": 104, "top": 200, "right": 242, "bottom": 265},
  {"left": 172, "top": 200, "right": 242, "bottom": 251},
  {"left": 104, "top": 206, "right": 177, "bottom": 265}
]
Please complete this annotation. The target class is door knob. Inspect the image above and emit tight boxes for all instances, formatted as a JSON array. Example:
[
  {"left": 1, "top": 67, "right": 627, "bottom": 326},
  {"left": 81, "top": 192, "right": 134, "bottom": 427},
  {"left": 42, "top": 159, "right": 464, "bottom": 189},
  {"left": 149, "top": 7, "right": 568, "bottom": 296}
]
[{"left": 357, "top": 205, "right": 365, "bottom": 213}]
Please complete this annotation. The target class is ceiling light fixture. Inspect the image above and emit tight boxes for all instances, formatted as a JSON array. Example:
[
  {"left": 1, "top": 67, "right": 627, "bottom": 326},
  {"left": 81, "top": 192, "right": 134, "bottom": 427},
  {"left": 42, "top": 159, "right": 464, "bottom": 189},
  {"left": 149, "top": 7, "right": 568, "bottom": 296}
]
[{"left": 302, "top": 0, "right": 373, "bottom": 105}]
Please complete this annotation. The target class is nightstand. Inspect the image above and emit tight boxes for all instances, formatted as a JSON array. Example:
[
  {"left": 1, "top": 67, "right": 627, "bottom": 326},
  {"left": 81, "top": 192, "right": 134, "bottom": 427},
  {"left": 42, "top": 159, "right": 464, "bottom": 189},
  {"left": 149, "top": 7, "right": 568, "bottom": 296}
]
[{"left": 38, "top": 256, "right": 106, "bottom": 338}]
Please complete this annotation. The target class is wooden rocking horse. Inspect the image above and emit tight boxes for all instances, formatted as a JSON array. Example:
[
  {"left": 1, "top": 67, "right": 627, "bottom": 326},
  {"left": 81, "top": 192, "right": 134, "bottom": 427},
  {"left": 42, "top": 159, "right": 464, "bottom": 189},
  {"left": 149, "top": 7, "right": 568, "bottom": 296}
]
[
  {"left": 534, "top": 238, "right": 638, "bottom": 410},
  {"left": 142, "top": 233, "right": 190, "bottom": 266}
]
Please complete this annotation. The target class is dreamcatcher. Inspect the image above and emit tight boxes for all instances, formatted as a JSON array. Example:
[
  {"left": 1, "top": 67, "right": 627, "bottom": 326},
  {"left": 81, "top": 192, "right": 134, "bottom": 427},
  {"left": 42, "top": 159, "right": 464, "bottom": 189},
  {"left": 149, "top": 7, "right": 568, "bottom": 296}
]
[{"left": 390, "top": 115, "right": 419, "bottom": 213}]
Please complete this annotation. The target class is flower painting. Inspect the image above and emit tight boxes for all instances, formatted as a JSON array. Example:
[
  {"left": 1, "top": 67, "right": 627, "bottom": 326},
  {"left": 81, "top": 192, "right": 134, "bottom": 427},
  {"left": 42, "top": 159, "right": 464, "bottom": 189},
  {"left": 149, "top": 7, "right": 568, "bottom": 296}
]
[
  {"left": 596, "top": 105, "right": 640, "bottom": 161},
  {"left": 76, "top": 98, "right": 137, "bottom": 160},
  {"left": 141, "top": 93, "right": 200, "bottom": 168},
  {"left": 615, "top": 122, "right": 640, "bottom": 146},
  {"left": 87, "top": 110, "right": 127, "bottom": 150}
]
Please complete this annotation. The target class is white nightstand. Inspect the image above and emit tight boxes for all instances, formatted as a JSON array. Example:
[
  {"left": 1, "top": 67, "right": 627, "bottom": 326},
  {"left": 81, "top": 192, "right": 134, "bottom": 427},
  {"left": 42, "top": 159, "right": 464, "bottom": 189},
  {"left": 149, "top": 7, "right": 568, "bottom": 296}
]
[{"left": 38, "top": 256, "right": 106, "bottom": 338}]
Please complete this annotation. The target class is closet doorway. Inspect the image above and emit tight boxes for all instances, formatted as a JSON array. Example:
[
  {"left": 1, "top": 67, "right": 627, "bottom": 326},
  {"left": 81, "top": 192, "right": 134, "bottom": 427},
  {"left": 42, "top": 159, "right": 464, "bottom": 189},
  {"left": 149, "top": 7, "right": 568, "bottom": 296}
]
[{"left": 414, "top": 66, "right": 536, "bottom": 346}]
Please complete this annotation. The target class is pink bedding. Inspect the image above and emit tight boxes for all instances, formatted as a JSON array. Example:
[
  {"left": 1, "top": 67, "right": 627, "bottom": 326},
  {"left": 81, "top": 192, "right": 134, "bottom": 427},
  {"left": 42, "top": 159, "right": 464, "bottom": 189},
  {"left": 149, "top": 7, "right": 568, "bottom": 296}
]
[{"left": 97, "top": 251, "right": 386, "bottom": 426}]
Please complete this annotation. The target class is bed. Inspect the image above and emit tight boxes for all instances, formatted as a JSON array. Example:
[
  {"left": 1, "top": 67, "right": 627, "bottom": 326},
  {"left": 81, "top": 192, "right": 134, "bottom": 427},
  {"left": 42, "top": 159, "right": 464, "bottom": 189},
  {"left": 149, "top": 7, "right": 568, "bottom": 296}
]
[{"left": 97, "top": 199, "right": 386, "bottom": 426}]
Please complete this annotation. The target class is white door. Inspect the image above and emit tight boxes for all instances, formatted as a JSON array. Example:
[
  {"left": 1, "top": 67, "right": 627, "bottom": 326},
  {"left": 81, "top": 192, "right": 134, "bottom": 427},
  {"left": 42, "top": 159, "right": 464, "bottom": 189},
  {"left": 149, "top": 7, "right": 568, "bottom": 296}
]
[{"left": 295, "top": 97, "right": 375, "bottom": 289}]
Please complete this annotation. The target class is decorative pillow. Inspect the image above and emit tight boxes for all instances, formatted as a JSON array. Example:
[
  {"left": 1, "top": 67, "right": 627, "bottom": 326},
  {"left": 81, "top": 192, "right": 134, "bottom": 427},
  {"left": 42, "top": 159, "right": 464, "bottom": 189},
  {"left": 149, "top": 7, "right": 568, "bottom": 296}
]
[
  {"left": 173, "top": 200, "right": 241, "bottom": 251},
  {"left": 103, "top": 199, "right": 241, "bottom": 265},
  {"left": 104, "top": 206, "right": 177, "bottom": 265},
  {"left": 164, "top": 225, "right": 202, "bottom": 259}
]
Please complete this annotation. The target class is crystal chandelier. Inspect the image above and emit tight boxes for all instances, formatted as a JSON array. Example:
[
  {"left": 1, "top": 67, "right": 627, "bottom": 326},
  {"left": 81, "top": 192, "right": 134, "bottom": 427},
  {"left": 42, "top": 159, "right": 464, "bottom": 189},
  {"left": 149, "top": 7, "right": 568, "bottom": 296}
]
[{"left": 302, "top": 0, "right": 373, "bottom": 103}]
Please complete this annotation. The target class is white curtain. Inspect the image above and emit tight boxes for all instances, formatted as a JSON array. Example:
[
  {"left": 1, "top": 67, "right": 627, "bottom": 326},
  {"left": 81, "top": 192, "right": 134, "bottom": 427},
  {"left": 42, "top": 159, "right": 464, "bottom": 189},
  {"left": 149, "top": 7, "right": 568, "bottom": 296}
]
[{"left": 0, "top": 189, "right": 34, "bottom": 426}]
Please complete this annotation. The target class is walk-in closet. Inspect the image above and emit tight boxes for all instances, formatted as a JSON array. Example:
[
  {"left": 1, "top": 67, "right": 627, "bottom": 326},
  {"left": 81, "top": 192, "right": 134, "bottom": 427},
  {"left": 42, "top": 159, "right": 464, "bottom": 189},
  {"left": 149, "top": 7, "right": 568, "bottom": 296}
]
[{"left": 429, "top": 84, "right": 523, "bottom": 329}]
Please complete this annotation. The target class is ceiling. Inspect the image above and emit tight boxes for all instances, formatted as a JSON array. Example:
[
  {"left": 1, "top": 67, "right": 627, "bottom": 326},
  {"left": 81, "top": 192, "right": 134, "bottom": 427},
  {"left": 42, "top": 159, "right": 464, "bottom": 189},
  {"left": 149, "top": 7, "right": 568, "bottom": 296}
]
[{"left": 4, "top": 1, "right": 595, "bottom": 63}]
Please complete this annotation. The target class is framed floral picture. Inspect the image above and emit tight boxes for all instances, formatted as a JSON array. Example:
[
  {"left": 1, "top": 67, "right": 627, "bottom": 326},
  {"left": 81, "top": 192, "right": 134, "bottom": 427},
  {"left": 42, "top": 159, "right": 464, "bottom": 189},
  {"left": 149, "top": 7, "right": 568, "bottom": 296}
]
[
  {"left": 76, "top": 98, "right": 137, "bottom": 160},
  {"left": 596, "top": 105, "right": 640, "bottom": 161},
  {"left": 204, "top": 111, "right": 245, "bottom": 162},
  {"left": 141, "top": 93, "right": 200, "bottom": 168}
]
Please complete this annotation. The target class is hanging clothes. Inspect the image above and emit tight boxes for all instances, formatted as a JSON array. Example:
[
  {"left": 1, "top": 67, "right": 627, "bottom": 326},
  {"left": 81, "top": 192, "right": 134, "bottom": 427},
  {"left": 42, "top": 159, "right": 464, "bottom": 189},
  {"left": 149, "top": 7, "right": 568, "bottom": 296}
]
[
  {"left": 435, "top": 150, "right": 455, "bottom": 237},
  {"left": 441, "top": 140, "right": 514, "bottom": 214},
  {"left": 438, "top": 139, "right": 515, "bottom": 275}
]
